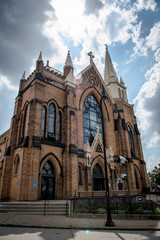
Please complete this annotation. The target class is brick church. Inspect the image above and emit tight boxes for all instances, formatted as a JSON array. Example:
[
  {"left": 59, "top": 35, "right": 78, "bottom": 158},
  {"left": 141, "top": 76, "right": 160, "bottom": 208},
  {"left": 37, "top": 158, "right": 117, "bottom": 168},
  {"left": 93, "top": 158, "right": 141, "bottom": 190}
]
[{"left": 0, "top": 46, "right": 149, "bottom": 201}]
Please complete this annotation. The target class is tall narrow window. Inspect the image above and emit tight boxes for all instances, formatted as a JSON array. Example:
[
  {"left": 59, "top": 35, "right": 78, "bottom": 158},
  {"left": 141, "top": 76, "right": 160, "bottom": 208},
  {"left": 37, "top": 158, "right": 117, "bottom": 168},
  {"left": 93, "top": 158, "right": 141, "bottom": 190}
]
[
  {"left": 57, "top": 111, "right": 62, "bottom": 141},
  {"left": 14, "top": 155, "right": 20, "bottom": 175},
  {"left": 41, "top": 106, "right": 46, "bottom": 138},
  {"left": 127, "top": 125, "right": 135, "bottom": 156},
  {"left": 48, "top": 103, "right": 56, "bottom": 139},
  {"left": 78, "top": 165, "right": 82, "bottom": 185},
  {"left": 118, "top": 88, "right": 121, "bottom": 98},
  {"left": 83, "top": 94, "right": 103, "bottom": 145},
  {"left": 122, "top": 90, "right": 125, "bottom": 101},
  {"left": 22, "top": 106, "right": 28, "bottom": 138},
  {"left": 18, "top": 115, "right": 23, "bottom": 143}
]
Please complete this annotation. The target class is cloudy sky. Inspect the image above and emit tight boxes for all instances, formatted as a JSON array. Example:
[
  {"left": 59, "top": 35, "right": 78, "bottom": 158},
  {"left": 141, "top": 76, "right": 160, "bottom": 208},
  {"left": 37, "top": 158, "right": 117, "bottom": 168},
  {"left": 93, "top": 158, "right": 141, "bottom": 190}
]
[{"left": 0, "top": 0, "right": 160, "bottom": 172}]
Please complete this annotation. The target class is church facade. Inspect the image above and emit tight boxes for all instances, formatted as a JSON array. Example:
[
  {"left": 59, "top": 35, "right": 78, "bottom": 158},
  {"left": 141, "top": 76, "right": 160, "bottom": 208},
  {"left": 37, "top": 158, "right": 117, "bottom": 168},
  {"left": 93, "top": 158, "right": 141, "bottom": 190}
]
[{"left": 0, "top": 47, "right": 149, "bottom": 201}]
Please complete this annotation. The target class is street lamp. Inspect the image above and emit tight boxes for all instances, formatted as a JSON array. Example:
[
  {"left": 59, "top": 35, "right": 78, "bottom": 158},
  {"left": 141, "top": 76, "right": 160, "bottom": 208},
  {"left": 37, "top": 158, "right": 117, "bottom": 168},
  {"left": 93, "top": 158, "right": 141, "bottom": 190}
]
[{"left": 100, "top": 86, "right": 115, "bottom": 227}]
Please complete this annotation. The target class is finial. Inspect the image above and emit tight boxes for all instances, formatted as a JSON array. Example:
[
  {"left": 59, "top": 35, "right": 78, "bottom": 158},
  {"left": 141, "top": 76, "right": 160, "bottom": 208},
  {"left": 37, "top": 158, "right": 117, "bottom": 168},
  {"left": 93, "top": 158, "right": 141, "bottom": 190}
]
[
  {"left": 38, "top": 51, "right": 42, "bottom": 61},
  {"left": 65, "top": 50, "right": 73, "bottom": 67},
  {"left": 21, "top": 71, "right": 26, "bottom": 80},
  {"left": 88, "top": 51, "right": 94, "bottom": 63},
  {"left": 120, "top": 77, "right": 125, "bottom": 86}
]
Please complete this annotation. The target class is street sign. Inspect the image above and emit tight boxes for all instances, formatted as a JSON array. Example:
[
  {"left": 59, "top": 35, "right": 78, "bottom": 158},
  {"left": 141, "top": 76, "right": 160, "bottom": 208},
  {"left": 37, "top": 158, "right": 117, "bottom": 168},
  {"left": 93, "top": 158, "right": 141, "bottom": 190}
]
[{"left": 136, "top": 195, "right": 144, "bottom": 202}]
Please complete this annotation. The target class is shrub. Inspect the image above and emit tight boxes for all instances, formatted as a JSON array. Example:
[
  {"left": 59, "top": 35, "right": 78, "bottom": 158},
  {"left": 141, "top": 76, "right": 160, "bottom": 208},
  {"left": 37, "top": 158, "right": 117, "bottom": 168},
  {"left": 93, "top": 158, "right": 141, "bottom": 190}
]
[
  {"left": 95, "top": 208, "right": 106, "bottom": 214},
  {"left": 73, "top": 206, "right": 88, "bottom": 213},
  {"left": 155, "top": 206, "right": 160, "bottom": 214}
]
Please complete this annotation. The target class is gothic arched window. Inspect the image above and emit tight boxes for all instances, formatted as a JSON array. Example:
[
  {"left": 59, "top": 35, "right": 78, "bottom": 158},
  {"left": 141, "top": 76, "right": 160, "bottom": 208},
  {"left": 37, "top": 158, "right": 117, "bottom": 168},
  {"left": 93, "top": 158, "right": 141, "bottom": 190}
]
[
  {"left": 48, "top": 103, "right": 56, "bottom": 139},
  {"left": 83, "top": 94, "right": 103, "bottom": 145},
  {"left": 92, "top": 163, "right": 105, "bottom": 191},
  {"left": 14, "top": 155, "right": 20, "bottom": 175},
  {"left": 127, "top": 125, "right": 135, "bottom": 156},
  {"left": 41, "top": 106, "right": 46, "bottom": 138},
  {"left": 57, "top": 111, "right": 62, "bottom": 141}
]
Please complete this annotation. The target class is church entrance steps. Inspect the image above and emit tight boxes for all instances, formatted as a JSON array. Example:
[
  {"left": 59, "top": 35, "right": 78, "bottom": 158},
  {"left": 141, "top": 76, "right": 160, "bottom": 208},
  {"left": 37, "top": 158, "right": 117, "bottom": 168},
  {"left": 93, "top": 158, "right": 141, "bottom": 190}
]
[{"left": 0, "top": 200, "right": 71, "bottom": 215}]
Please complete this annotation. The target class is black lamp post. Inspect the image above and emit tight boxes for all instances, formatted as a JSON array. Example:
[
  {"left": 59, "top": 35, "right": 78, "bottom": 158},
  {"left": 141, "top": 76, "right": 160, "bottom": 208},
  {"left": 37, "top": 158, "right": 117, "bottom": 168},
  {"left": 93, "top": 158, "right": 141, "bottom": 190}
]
[{"left": 100, "top": 86, "right": 115, "bottom": 227}]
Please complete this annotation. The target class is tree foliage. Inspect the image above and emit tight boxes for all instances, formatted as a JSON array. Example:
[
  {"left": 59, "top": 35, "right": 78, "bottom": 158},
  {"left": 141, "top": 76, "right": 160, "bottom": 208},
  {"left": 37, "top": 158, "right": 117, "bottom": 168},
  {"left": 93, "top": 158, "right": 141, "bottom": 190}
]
[{"left": 148, "top": 164, "right": 160, "bottom": 187}]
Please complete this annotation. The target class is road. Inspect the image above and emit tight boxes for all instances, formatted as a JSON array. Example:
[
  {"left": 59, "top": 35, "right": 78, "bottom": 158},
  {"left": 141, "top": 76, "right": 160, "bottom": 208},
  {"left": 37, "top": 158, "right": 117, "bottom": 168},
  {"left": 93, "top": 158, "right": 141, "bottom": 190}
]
[{"left": 0, "top": 227, "right": 160, "bottom": 240}]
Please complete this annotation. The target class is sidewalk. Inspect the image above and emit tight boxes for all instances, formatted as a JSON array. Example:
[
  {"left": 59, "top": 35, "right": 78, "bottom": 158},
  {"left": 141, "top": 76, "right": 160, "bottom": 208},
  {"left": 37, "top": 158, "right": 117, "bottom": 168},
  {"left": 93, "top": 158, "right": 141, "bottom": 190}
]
[{"left": 0, "top": 213, "right": 160, "bottom": 230}]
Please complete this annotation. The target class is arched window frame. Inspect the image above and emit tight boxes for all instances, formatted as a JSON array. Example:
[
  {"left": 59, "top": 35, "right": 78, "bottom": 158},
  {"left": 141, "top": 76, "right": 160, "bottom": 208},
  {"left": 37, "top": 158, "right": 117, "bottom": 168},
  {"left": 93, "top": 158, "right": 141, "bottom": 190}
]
[
  {"left": 41, "top": 106, "right": 47, "bottom": 138},
  {"left": 48, "top": 103, "right": 56, "bottom": 139},
  {"left": 127, "top": 125, "right": 135, "bottom": 157},
  {"left": 83, "top": 94, "right": 103, "bottom": 145},
  {"left": 42, "top": 160, "right": 55, "bottom": 177},
  {"left": 57, "top": 111, "right": 62, "bottom": 142}
]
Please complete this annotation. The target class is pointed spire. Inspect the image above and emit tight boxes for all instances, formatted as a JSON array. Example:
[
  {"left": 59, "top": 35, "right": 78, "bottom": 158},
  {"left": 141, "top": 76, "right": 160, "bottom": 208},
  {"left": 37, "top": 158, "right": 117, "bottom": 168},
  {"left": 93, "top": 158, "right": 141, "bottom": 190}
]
[
  {"left": 36, "top": 51, "right": 43, "bottom": 72},
  {"left": 21, "top": 71, "right": 26, "bottom": 80},
  {"left": 65, "top": 50, "right": 73, "bottom": 67},
  {"left": 104, "top": 44, "right": 118, "bottom": 84},
  {"left": 64, "top": 50, "right": 74, "bottom": 77},
  {"left": 38, "top": 51, "right": 42, "bottom": 61},
  {"left": 120, "top": 77, "right": 125, "bottom": 87}
]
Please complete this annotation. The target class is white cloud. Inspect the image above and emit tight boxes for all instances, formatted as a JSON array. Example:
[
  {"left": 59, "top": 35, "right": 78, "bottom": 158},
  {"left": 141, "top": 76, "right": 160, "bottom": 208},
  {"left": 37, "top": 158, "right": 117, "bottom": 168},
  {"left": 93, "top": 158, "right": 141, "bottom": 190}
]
[
  {"left": 147, "top": 131, "right": 160, "bottom": 148},
  {"left": 146, "top": 22, "right": 160, "bottom": 51},
  {"left": 134, "top": 48, "right": 160, "bottom": 147},
  {"left": 0, "top": 74, "right": 18, "bottom": 91},
  {"left": 42, "top": 0, "right": 144, "bottom": 74},
  {"left": 131, "top": 22, "right": 147, "bottom": 57},
  {"left": 134, "top": 0, "right": 157, "bottom": 11},
  {"left": 146, "top": 154, "right": 160, "bottom": 172}
]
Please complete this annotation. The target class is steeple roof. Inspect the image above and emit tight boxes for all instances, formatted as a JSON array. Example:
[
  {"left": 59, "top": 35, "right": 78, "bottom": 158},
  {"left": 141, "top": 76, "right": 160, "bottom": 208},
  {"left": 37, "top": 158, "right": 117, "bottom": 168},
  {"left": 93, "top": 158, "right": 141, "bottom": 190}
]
[
  {"left": 37, "top": 51, "right": 42, "bottom": 61},
  {"left": 104, "top": 45, "right": 118, "bottom": 84},
  {"left": 64, "top": 50, "right": 73, "bottom": 67},
  {"left": 21, "top": 71, "right": 26, "bottom": 80}
]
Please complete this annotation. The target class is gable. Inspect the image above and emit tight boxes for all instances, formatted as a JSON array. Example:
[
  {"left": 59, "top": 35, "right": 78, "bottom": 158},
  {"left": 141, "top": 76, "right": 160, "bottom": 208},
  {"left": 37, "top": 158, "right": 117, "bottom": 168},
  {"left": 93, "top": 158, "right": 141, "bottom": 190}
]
[{"left": 76, "top": 62, "right": 114, "bottom": 104}]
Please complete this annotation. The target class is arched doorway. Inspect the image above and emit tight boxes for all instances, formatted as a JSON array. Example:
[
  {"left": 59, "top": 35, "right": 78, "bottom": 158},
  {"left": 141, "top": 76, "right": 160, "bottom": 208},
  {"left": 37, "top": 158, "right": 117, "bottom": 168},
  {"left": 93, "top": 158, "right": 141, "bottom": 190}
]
[
  {"left": 92, "top": 163, "right": 105, "bottom": 191},
  {"left": 41, "top": 161, "right": 55, "bottom": 200}
]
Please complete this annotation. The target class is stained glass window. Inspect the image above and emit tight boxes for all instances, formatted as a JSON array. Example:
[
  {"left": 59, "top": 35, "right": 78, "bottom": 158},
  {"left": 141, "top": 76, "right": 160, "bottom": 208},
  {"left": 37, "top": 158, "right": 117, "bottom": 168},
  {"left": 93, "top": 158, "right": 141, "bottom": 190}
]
[
  {"left": 48, "top": 103, "right": 56, "bottom": 138},
  {"left": 41, "top": 106, "right": 46, "bottom": 137},
  {"left": 127, "top": 125, "right": 135, "bottom": 156},
  {"left": 57, "top": 111, "right": 62, "bottom": 141},
  {"left": 83, "top": 94, "right": 103, "bottom": 145}
]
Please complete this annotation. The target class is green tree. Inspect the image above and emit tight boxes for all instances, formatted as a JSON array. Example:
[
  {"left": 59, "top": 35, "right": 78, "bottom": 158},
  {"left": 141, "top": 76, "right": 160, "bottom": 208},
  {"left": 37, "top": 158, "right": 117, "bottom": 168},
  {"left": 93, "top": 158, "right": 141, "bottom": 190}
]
[{"left": 148, "top": 164, "right": 160, "bottom": 188}]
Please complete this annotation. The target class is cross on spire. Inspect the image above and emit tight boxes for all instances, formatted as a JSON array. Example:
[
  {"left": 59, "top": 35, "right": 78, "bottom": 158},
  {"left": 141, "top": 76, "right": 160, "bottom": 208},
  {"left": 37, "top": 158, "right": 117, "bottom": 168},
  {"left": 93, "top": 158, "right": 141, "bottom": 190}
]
[{"left": 88, "top": 51, "right": 94, "bottom": 63}]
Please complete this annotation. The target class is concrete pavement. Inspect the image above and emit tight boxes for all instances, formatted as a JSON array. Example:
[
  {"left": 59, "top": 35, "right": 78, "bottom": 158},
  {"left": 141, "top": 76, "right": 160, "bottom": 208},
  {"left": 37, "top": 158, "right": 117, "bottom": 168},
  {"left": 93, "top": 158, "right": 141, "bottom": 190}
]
[{"left": 0, "top": 213, "right": 160, "bottom": 230}]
